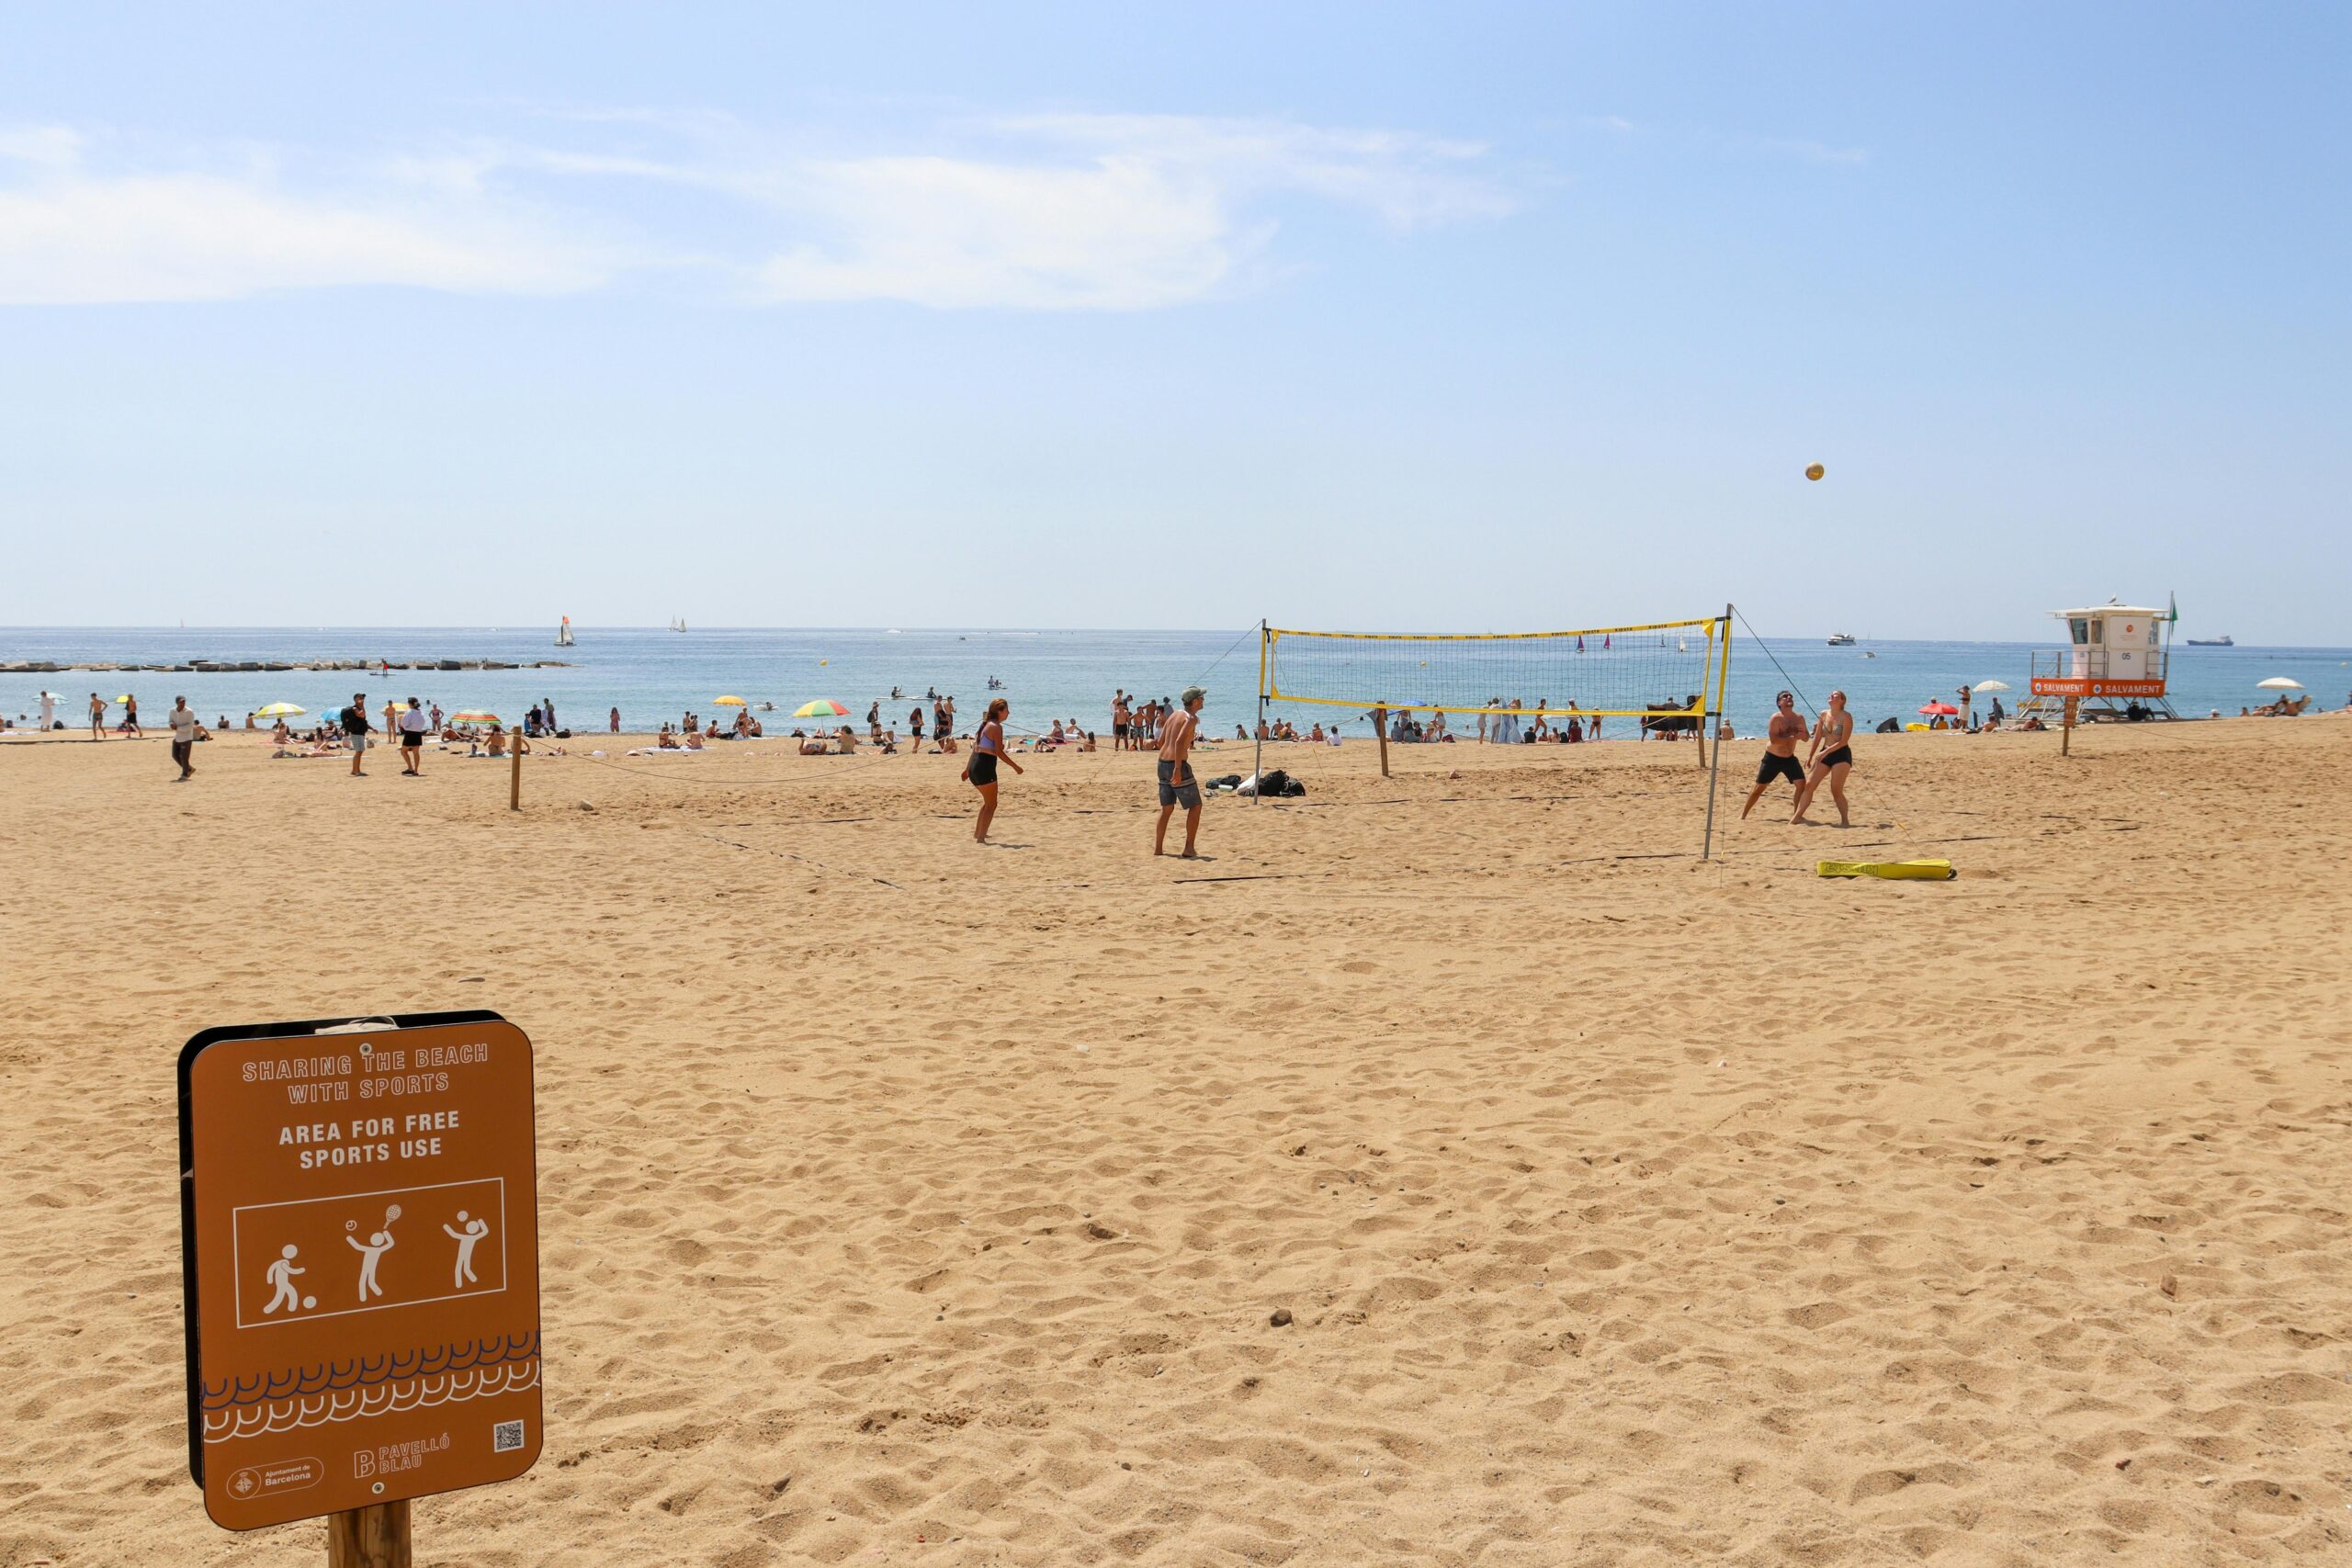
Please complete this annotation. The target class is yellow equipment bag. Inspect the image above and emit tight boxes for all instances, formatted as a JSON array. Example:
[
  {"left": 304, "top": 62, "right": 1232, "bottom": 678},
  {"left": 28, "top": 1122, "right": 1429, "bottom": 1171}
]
[{"left": 1817, "top": 859, "right": 1955, "bottom": 880}]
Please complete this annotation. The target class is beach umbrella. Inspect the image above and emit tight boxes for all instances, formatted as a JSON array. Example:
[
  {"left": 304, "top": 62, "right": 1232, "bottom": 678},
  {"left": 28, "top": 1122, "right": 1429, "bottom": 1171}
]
[
  {"left": 712, "top": 695, "right": 747, "bottom": 706},
  {"left": 450, "top": 709, "right": 500, "bottom": 723},
  {"left": 1917, "top": 702, "right": 1960, "bottom": 716},
  {"left": 1972, "top": 680, "right": 2010, "bottom": 693},
  {"left": 792, "top": 699, "right": 849, "bottom": 718},
  {"left": 254, "top": 702, "right": 306, "bottom": 717},
  {"left": 2255, "top": 677, "right": 2302, "bottom": 690}
]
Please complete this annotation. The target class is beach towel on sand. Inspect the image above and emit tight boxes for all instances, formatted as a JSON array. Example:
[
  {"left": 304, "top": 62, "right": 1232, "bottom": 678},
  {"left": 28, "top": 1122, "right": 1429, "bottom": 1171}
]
[{"left": 1817, "top": 859, "right": 1955, "bottom": 881}]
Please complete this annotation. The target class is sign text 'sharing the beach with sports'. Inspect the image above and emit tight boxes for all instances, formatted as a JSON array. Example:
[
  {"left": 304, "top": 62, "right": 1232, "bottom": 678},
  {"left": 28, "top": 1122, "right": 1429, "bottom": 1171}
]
[{"left": 178, "top": 1011, "right": 543, "bottom": 1529}]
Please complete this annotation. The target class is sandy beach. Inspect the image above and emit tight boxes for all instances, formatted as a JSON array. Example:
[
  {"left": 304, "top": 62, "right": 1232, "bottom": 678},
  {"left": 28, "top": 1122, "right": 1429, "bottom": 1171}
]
[{"left": 2, "top": 719, "right": 2346, "bottom": 1566}]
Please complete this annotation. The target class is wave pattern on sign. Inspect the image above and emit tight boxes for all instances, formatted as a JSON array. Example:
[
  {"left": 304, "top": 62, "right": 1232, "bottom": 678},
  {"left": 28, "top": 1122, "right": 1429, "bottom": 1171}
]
[{"left": 202, "top": 1358, "right": 539, "bottom": 1443}]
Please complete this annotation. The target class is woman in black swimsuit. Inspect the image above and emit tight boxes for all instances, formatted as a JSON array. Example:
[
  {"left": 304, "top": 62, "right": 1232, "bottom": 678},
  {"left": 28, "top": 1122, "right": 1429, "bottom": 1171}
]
[
  {"left": 962, "top": 697, "right": 1023, "bottom": 843},
  {"left": 1793, "top": 689, "right": 1856, "bottom": 827}
]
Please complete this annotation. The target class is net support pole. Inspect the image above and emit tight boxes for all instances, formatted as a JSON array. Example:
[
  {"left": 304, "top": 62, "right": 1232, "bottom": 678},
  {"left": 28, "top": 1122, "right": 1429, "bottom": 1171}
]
[
  {"left": 1252, "top": 621, "right": 1267, "bottom": 804},
  {"left": 509, "top": 726, "right": 523, "bottom": 812},
  {"left": 1373, "top": 707, "right": 1390, "bottom": 779},
  {"left": 1701, "top": 604, "right": 1732, "bottom": 861}
]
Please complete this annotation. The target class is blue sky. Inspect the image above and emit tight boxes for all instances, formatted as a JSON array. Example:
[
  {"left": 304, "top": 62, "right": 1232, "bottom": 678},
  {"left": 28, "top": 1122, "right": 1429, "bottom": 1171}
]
[{"left": 2, "top": 4, "right": 2345, "bottom": 640}]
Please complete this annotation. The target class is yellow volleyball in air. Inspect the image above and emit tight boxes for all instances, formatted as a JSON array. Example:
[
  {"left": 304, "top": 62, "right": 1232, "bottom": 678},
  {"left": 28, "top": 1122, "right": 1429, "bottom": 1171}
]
[{"left": 1804, "top": 463, "right": 1826, "bottom": 481}]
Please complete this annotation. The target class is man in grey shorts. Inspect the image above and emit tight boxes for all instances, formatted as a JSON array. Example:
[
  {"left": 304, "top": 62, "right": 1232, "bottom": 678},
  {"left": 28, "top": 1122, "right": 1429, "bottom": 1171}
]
[{"left": 1154, "top": 685, "right": 1205, "bottom": 858}]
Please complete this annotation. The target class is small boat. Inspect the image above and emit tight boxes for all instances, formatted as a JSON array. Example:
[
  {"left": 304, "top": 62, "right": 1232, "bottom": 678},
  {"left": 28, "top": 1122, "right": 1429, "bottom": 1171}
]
[
  {"left": 554, "top": 615, "right": 574, "bottom": 648},
  {"left": 2186, "top": 635, "right": 2233, "bottom": 647},
  {"left": 671, "top": 616, "right": 688, "bottom": 633},
  {"left": 1826, "top": 632, "right": 1858, "bottom": 647}
]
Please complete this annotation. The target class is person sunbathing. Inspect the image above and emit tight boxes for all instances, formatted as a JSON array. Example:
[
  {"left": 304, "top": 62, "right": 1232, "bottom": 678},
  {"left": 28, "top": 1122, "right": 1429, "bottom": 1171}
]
[
  {"left": 798, "top": 732, "right": 829, "bottom": 755},
  {"left": 485, "top": 727, "right": 509, "bottom": 757},
  {"left": 682, "top": 730, "right": 705, "bottom": 750}
]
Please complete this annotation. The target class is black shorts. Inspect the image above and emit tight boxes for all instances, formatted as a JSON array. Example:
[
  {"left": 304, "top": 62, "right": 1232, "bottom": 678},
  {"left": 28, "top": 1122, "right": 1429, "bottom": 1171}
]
[
  {"left": 401, "top": 728, "right": 424, "bottom": 748},
  {"left": 968, "top": 752, "right": 999, "bottom": 787},
  {"left": 171, "top": 739, "right": 193, "bottom": 766},
  {"left": 1114, "top": 723, "right": 1130, "bottom": 739},
  {"left": 1819, "top": 745, "right": 1854, "bottom": 770},
  {"left": 1757, "top": 752, "right": 1804, "bottom": 786}
]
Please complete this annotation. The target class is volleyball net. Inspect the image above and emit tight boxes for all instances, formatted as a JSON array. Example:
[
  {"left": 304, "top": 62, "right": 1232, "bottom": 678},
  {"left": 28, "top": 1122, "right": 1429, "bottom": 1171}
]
[
  {"left": 1261, "top": 614, "right": 1731, "bottom": 722},
  {"left": 1257, "top": 610, "right": 1738, "bottom": 857}
]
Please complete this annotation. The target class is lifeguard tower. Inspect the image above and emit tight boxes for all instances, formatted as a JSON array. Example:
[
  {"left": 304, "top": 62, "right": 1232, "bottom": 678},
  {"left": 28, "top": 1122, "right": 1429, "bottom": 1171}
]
[{"left": 2019, "top": 599, "right": 2177, "bottom": 723}]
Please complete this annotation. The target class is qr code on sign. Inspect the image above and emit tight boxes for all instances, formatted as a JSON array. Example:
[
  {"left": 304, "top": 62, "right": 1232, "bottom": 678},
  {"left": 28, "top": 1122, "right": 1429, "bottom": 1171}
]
[{"left": 492, "top": 1419, "right": 526, "bottom": 1453}]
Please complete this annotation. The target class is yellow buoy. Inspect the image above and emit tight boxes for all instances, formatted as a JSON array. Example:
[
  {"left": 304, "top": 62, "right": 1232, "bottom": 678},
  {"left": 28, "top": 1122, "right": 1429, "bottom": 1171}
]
[{"left": 1804, "top": 463, "right": 1826, "bottom": 481}]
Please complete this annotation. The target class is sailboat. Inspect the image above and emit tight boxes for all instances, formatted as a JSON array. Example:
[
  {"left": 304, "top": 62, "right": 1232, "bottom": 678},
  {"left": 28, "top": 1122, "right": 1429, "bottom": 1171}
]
[
  {"left": 554, "top": 615, "right": 574, "bottom": 648},
  {"left": 670, "top": 616, "right": 688, "bottom": 633}
]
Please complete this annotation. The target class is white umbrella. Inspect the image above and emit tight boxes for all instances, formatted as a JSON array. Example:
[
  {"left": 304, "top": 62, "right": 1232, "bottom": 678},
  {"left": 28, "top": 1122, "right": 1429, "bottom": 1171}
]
[
  {"left": 1972, "top": 680, "right": 2011, "bottom": 693},
  {"left": 2256, "top": 677, "right": 2303, "bottom": 690}
]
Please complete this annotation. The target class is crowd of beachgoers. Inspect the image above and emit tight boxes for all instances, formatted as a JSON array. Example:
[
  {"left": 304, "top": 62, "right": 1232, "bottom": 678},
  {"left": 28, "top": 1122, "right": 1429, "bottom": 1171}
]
[{"left": 6, "top": 677, "right": 2340, "bottom": 752}]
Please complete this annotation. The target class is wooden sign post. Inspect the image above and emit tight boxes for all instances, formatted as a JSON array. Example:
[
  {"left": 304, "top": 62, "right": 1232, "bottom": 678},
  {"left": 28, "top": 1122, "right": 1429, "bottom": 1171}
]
[
  {"left": 179, "top": 1010, "right": 543, "bottom": 1557},
  {"left": 328, "top": 1499, "right": 412, "bottom": 1567},
  {"left": 2062, "top": 694, "right": 2079, "bottom": 756}
]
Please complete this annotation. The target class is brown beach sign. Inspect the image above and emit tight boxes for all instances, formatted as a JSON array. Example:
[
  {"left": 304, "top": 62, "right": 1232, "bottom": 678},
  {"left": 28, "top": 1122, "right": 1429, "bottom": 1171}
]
[{"left": 178, "top": 1011, "right": 542, "bottom": 1533}]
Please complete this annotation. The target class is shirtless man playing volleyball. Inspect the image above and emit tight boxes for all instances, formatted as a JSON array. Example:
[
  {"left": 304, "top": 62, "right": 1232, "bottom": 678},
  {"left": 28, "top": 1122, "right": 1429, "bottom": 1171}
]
[{"left": 1740, "top": 691, "right": 1809, "bottom": 819}]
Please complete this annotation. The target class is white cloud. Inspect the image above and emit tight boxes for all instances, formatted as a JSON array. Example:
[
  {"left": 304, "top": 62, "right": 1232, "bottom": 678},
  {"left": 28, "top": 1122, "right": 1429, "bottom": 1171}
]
[
  {"left": 745, "top": 114, "right": 1513, "bottom": 310},
  {"left": 1740, "top": 135, "right": 1868, "bottom": 167},
  {"left": 758, "top": 153, "right": 1236, "bottom": 310},
  {"left": 0, "top": 111, "right": 1517, "bottom": 310},
  {"left": 0, "top": 128, "right": 610, "bottom": 304}
]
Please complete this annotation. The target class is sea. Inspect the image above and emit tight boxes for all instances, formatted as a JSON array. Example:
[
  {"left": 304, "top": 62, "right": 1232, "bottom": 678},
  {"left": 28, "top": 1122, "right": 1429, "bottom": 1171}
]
[{"left": 5, "top": 626, "right": 2346, "bottom": 739}]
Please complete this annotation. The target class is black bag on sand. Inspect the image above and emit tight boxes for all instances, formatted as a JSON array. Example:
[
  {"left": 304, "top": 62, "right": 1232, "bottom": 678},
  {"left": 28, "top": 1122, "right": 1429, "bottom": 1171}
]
[{"left": 1258, "top": 768, "right": 1291, "bottom": 796}]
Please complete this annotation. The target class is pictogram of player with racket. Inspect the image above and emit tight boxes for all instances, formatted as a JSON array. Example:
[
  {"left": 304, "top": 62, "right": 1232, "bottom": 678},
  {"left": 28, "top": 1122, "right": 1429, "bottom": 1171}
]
[{"left": 345, "top": 1202, "right": 402, "bottom": 1303}]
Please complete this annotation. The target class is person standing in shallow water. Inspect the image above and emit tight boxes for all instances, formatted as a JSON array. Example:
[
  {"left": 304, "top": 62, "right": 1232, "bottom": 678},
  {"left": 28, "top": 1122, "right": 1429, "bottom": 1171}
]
[{"left": 963, "top": 697, "right": 1023, "bottom": 843}]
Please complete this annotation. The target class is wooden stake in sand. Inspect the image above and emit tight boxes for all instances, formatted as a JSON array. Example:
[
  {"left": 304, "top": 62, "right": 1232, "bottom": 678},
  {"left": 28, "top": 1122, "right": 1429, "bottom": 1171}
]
[
  {"left": 327, "top": 1501, "right": 411, "bottom": 1568},
  {"left": 510, "top": 727, "right": 523, "bottom": 811},
  {"left": 2063, "top": 695, "right": 2079, "bottom": 757},
  {"left": 1372, "top": 706, "right": 1391, "bottom": 779}
]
